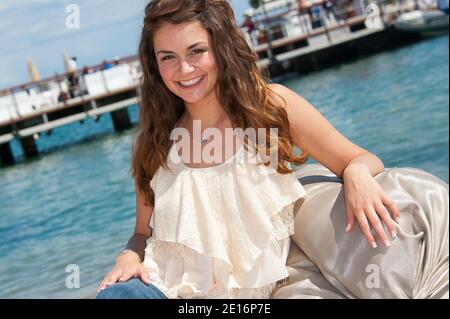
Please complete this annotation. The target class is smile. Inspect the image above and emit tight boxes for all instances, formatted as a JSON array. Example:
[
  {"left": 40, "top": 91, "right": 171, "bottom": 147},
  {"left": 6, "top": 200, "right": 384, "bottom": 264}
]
[{"left": 177, "top": 75, "right": 205, "bottom": 88}]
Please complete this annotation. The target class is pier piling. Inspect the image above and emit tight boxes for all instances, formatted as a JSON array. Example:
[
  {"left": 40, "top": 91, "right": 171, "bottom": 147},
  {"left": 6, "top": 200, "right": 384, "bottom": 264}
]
[
  {"left": 111, "top": 108, "right": 132, "bottom": 132},
  {"left": 19, "top": 135, "right": 39, "bottom": 159},
  {"left": 0, "top": 142, "right": 14, "bottom": 165}
]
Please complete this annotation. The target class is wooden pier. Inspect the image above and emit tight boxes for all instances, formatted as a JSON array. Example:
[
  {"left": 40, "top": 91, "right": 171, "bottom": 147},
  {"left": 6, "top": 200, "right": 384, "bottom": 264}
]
[
  {"left": 254, "top": 16, "right": 422, "bottom": 76},
  {"left": 0, "top": 84, "right": 138, "bottom": 165}
]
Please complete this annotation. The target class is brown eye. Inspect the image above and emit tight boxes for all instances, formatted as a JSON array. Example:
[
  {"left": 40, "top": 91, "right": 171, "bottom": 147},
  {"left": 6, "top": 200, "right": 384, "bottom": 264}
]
[{"left": 192, "top": 49, "right": 206, "bottom": 55}]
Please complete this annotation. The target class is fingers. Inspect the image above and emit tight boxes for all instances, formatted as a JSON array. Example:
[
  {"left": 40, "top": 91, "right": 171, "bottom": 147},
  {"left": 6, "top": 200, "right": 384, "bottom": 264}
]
[
  {"left": 374, "top": 202, "right": 398, "bottom": 239},
  {"left": 97, "top": 271, "right": 121, "bottom": 293},
  {"left": 354, "top": 211, "right": 377, "bottom": 248},
  {"left": 365, "top": 206, "right": 391, "bottom": 247},
  {"left": 382, "top": 195, "right": 401, "bottom": 222},
  {"left": 96, "top": 262, "right": 149, "bottom": 294},
  {"left": 345, "top": 204, "right": 356, "bottom": 233},
  {"left": 137, "top": 264, "right": 151, "bottom": 285},
  {"left": 118, "top": 271, "right": 135, "bottom": 283},
  {"left": 98, "top": 273, "right": 118, "bottom": 293},
  {"left": 98, "top": 275, "right": 112, "bottom": 292}
]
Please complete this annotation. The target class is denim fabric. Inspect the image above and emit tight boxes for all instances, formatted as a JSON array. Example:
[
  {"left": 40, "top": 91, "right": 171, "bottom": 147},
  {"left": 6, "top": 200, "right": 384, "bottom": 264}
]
[{"left": 96, "top": 278, "right": 168, "bottom": 299}]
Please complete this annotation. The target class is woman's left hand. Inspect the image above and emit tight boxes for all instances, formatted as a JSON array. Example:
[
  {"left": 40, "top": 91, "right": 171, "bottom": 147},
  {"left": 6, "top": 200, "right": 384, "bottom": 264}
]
[{"left": 343, "top": 163, "right": 401, "bottom": 248}]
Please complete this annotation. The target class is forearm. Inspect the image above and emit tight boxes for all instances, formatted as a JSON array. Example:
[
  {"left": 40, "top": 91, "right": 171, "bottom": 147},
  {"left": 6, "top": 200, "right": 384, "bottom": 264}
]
[
  {"left": 343, "top": 152, "right": 385, "bottom": 179},
  {"left": 125, "top": 233, "right": 149, "bottom": 262}
]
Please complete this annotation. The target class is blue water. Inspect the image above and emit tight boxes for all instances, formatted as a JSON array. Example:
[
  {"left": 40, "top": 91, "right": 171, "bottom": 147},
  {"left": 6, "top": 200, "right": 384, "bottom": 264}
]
[
  {"left": 0, "top": 35, "right": 448, "bottom": 298},
  {"left": 283, "top": 36, "right": 449, "bottom": 182}
]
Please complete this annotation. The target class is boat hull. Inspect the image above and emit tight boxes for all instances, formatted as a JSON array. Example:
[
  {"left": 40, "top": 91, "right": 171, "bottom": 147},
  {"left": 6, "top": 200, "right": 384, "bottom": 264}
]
[{"left": 394, "top": 10, "right": 449, "bottom": 37}]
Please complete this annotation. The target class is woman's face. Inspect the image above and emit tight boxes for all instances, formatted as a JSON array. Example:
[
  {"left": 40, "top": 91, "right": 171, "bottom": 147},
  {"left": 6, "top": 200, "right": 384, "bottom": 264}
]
[{"left": 153, "top": 21, "right": 219, "bottom": 105}]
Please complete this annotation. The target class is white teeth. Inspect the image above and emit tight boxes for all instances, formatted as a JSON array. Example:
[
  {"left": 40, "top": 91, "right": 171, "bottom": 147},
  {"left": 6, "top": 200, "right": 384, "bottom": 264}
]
[{"left": 179, "top": 76, "right": 203, "bottom": 87}]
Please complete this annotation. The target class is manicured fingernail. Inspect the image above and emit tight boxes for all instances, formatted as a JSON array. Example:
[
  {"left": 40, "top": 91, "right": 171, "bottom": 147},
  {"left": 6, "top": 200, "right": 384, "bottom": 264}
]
[
  {"left": 346, "top": 225, "right": 351, "bottom": 232},
  {"left": 391, "top": 230, "right": 397, "bottom": 238},
  {"left": 371, "top": 242, "right": 378, "bottom": 248},
  {"left": 395, "top": 216, "right": 400, "bottom": 222},
  {"left": 383, "top": 240, "right": 391, "bottom": 247}
]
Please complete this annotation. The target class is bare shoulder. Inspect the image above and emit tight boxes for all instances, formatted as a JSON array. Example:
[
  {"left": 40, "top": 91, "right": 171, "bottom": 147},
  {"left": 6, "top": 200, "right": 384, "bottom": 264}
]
[
  {"left": 266, "top": 83, "right": 309, "bottom": 112},
  {"left": 267, "top": 82, "right": 288, "bottom": 92},
  {"left": 266, "top": 83, "right": 290, "bottom": 100}
]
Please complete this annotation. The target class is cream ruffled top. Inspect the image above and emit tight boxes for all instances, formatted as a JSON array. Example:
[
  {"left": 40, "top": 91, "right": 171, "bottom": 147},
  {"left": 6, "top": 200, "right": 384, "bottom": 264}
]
[{"left": 143, "top": 139, "right": 307, "bottom": 299}]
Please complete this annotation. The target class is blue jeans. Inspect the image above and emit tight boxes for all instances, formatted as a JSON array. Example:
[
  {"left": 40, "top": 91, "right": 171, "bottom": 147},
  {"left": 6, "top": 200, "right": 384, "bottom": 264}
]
[{"left": 96, "top": 278, "right": 168, "bottom": 299}]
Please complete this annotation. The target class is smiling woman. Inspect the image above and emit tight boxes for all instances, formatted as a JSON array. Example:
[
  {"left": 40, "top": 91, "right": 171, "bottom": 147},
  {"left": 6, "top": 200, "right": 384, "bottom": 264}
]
[{"left": 95, "top": 0, "right": 449, "bottom": 300}]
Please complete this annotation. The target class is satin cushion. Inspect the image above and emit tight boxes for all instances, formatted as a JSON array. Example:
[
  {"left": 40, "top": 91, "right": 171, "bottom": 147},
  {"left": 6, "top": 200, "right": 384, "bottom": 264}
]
[{"left": 272, "top": 164, "right": 449, "bottom": 299}]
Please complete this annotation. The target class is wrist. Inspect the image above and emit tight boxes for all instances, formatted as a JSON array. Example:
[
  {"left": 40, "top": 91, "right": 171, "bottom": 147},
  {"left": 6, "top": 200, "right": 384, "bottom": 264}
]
[
  {"left": 115, "top": 249, "right": 142, "bottom": 263},
  {"left": 343, "top": 163, "right": 370, "bottom": 179}
]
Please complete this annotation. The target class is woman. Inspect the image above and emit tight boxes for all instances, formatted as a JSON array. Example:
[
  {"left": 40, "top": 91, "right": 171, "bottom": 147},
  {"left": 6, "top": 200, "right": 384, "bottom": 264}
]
[{"left": 96, "top": 0, "right": 448, "bottom": 299}]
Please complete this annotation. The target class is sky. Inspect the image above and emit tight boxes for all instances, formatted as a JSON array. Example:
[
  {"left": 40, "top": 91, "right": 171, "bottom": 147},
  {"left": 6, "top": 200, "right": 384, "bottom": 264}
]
[{"left": 0, "top": 0, "right": 251, "bottom": 90}]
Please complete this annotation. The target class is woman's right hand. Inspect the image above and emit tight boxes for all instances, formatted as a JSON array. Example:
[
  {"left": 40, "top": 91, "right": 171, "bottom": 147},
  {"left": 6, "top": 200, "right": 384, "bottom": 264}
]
[{"left": 96, "top": 250, "right": 151, "bottom": 293}]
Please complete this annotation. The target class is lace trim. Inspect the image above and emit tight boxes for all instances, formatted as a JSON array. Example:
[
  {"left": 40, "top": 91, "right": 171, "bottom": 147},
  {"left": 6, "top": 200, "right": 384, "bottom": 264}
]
[
  {"left": 271, "top": 201, "right": 295, "bottom": 240},
  {"left": 149, "top": 270, "right": 289, "bottom": 299},
  {"left": 228, "top": 277, "right": 290, "bottom": 299},
  {"left": 144, "top": 198, "right": 297, "bottom": 299},
  {"left": 148, "top": 202, "right": 295, "bottom": 271},
  {"left": 149, "top": 275, "right": 288, "bottom": 299},
  {"left": 145, "top": 238, "right": 290, "bottom": 299}
]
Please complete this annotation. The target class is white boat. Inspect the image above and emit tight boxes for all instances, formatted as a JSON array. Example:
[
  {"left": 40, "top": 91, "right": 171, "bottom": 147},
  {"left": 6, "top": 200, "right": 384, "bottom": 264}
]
[{"left": 393, "top": 10, "right": 449, "bottom": 36}]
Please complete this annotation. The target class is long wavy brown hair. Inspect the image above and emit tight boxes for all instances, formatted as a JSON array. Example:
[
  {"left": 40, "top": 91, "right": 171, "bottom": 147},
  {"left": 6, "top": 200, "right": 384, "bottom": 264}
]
[{"left": 131, "top": 0, "right": 309, "bottom": 207}]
